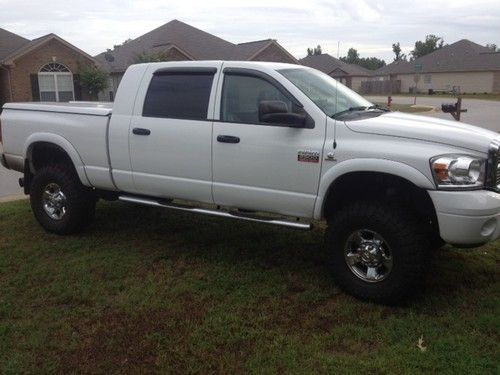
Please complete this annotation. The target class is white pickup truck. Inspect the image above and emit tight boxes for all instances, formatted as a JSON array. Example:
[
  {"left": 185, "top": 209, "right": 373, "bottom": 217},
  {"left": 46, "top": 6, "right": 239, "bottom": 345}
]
[{"left": 1, "top": 61, "right": 499, "bottom": 303}]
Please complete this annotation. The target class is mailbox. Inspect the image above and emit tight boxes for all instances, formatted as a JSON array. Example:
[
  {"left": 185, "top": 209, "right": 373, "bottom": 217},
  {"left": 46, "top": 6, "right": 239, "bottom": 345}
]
[{"left": 441, "top": 103, "right": 457, "bottom": 113}]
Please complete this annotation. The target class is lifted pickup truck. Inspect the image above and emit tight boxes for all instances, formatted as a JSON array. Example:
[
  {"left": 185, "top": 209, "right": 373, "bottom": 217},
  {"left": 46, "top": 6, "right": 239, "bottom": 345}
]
[{"left": 1, "top": 61, "right": 499, "bottom": 303}]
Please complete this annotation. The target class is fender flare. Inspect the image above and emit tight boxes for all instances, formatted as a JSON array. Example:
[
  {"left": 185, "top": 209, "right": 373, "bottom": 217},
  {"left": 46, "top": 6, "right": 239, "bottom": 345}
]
[
  {"left": 23, "top": 133, "right": 91, "bottom": 186},
  {"left": 314, "top": 158, "right": 436, "bottom": 219}
]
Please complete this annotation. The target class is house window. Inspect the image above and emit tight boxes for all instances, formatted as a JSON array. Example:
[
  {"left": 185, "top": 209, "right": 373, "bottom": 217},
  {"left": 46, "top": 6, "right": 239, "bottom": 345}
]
[
  {"left": 424, "top": 74, "right": 432, "bottom": 84},
  {"left": 38, "top": 63, "right": 75, "bottom": 102}
]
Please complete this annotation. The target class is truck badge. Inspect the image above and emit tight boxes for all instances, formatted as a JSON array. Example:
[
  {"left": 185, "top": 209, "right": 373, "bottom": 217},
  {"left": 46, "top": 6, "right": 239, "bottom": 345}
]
[{"left": 297, "top": 150, "right": 320, "bottom": 163}]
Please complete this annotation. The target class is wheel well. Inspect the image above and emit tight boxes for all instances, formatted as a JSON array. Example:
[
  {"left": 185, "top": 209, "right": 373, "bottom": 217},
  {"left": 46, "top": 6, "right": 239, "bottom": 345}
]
[
  {"left": 28, "top": 142, "right": 75, "bottom": 173},
  {"left": 323, "top": 172, "right": 439, "bottom": 236}
]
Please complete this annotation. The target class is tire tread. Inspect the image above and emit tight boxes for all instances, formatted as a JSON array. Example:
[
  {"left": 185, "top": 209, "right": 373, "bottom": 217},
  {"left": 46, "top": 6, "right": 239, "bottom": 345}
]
[{"left": 326, "top": 201, "right": 430, "bottom": 304}]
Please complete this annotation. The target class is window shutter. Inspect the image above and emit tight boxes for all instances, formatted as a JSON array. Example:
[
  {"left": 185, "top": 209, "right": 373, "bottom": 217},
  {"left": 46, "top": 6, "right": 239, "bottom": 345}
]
[
  {"left": 30, "top": 74, "right": 40, "bottom": 101},
  {"left": 73, "top": 74, "right": 82, "bottom": 100}
]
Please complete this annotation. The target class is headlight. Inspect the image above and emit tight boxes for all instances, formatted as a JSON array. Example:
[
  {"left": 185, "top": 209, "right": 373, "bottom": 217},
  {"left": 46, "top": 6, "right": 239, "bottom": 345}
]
[{"left": 430, "top": 155, "right": 486, "bottom": 189}]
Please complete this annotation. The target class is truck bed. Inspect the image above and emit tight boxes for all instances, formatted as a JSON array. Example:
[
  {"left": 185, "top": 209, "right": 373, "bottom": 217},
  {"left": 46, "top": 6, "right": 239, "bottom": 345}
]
[{"left": 1, "top": 101, "right": 115, "bottom": 190}]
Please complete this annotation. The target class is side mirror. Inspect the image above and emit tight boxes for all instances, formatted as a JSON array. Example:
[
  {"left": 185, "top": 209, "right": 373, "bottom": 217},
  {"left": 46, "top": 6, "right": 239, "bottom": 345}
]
[{"left": 258, "top": 100, "right": 307, "bottom": 128}]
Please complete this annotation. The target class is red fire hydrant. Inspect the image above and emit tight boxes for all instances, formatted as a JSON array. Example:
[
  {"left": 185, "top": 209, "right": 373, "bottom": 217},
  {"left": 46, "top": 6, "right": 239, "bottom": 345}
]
[{"left": 387, "top": 96, "right": 392, "bottom": 108}]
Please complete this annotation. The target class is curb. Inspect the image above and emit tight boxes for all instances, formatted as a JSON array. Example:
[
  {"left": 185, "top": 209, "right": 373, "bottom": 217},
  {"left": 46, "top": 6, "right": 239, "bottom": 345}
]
[{"left": 410, "top": 105, "right": 437, "bottom": 113}]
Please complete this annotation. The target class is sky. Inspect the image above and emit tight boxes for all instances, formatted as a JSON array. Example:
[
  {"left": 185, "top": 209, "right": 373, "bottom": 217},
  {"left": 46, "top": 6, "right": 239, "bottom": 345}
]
[{"left": 0, "top": 0, "right": 499, "bottom": 62}]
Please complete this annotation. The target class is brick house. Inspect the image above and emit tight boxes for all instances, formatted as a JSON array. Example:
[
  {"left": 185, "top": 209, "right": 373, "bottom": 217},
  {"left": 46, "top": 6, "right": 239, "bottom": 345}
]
[
  {"left": 95, "top": 19, "right": 298, "bottom": 100},
  {"left": 0, "top": 28, "right": 96, "bottom": 106},
  {"left": 370, "top": 40, "right": 500, "bottom": 94},
  {"left": 299, "top": 53, "right": 373, "bottom": 92}
]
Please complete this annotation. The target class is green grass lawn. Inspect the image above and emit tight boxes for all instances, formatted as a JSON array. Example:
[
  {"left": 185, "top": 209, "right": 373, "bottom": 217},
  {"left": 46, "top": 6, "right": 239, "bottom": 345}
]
[{"left": 1, "top": 200, "right": 499, "bottom": 374}]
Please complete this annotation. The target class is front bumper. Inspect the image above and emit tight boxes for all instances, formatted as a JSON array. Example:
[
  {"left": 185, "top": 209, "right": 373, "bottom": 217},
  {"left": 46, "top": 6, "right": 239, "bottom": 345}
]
[{"left": 429, "top": 190, "right": 500, "bottom": 245}]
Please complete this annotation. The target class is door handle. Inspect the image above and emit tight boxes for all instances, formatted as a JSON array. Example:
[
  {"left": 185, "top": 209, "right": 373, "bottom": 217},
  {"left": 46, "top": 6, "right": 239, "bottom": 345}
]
[
  {"left": 217, "top": 135, "right": 240, "bottom": 144},
  {"left": 132, "top": 128, "right": 151, "bottom": 136}
]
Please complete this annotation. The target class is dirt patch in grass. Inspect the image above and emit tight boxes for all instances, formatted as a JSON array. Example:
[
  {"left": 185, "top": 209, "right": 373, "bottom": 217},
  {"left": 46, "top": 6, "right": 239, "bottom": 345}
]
[{"left": 56, "top": 295, "right": 211, "bottom": 374}]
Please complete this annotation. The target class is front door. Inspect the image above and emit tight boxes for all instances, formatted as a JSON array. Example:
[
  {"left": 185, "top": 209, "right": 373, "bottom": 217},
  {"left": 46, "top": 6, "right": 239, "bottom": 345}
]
[
  {"left": 129, "top": 65, "right": 220, "bottom": 203},
  {"left": 212, "top": 69, "right": 326, "bottom": 217}
]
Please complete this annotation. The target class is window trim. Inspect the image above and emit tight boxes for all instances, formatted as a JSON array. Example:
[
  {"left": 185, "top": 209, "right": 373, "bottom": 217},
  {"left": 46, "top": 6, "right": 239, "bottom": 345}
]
[
  {"left": 142, "top": 69, "right": 217, "bottom": 120},
  {"left": 153, "top": 67, "right": 218, "bottom": 76},
  {"left": 220, "top": 68, "right": 314, "bottom": 129},
  {"left": 38, "top": 62, "right": 74, "bottom": 102}
]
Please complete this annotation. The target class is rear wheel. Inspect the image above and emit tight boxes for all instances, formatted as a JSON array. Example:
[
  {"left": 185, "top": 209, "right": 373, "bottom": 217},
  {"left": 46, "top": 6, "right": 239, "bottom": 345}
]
[
  {"left": 326, "top": 201, "right": 430, "bottom": 304},
  {"left": 30, "top": 164, "right": 97, "bottom": 234}
]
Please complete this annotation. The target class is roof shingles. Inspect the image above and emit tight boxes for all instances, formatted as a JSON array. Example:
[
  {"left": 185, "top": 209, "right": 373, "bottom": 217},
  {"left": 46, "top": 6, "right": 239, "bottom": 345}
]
[
  {"left": 299, "top": 54, "right": 373, "bottom": 77},
  {"left": 0, "top": 27, "right": 29, "bottom": 61},
  {"left": 375, "top": 39, "right": 500, "bottom": 75},
  {"left": 95, "top": 20, "right": 296, "bottom": 73}
]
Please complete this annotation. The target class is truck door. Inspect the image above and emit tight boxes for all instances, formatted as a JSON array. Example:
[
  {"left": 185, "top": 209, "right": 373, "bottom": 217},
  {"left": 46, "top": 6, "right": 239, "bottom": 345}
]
[
  {"left": 128, "top": 64, "right": 221, "bottom": 203},
  {"left": 212, "top": 68, "right": 326, "bottom": 217}
]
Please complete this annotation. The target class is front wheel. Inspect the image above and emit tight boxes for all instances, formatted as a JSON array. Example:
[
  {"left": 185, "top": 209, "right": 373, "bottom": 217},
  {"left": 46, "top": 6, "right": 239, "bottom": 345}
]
[
  {"left": 30, "top": 164, "right": 97, "bottom": 234},
  {"left": 326, "top": 202, "right": 430, "bottom": 304}
]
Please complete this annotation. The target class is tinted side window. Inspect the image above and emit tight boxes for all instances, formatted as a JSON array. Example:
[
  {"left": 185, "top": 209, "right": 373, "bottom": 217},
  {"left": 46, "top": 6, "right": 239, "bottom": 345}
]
[
  {"left": 221, "top": 74, "right": 303, "bottom": 125},
  {"left": 143, "top": 73, "right": 214, "bottom": 120}
]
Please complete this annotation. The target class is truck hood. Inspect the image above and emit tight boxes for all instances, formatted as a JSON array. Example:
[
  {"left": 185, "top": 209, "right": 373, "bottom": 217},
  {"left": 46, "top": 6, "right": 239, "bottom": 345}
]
[{"left": 345, "top": 111, "right": 498, "bottom": 153}]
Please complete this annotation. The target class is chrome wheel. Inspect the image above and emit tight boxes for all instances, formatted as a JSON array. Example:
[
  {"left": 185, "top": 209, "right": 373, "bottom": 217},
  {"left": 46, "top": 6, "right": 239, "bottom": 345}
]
[
  {"left": 344, "top": 229, "right": 393, "bottom": 283},
  {"left": 42, "top": 183, "right": 67, "bottom": 220}
]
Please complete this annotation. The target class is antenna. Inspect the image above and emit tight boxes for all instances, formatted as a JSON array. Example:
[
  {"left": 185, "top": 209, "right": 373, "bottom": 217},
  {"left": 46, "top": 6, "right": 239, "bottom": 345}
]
[{"left": 333, "top": 41, "right": 340, "bottom": 149}]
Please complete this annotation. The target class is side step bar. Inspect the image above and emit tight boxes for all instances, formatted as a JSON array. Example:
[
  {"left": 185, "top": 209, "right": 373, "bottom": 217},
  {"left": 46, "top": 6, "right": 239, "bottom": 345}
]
[{"left": 118, "top": 195, "right": 312, "bottom": 230}]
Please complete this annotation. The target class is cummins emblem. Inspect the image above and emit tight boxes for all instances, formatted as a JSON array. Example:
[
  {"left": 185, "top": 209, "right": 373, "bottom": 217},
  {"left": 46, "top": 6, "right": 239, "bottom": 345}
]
[{"left": 297, "top": 150, "right": 320, "bottom": 163}]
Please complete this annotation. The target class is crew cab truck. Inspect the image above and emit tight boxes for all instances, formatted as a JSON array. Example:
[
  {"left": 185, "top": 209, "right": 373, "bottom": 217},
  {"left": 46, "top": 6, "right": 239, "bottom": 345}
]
[{"left": 1, "top": 61, "right": 499, "bottom": 304}]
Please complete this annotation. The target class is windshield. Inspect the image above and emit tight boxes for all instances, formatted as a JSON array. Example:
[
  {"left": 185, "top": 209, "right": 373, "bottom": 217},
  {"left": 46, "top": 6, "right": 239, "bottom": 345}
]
[{"left": 278, "top": 68, "right": 373, "bottom": 117}]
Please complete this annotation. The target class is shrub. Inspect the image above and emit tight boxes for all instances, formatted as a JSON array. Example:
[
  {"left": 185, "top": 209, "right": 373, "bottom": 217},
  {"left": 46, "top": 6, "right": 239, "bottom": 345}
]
[{"left": 78, "top": 64, "right": 109, "bottom": 98}]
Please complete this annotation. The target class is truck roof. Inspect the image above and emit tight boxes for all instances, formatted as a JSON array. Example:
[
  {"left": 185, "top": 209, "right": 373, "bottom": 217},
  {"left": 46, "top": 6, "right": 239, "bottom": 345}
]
[{"left": 139, "top": 60, "right": 308, "bottom": 72}]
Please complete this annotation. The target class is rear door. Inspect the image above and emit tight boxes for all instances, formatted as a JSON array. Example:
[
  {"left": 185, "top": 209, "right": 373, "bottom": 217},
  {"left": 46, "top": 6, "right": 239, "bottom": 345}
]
[
  {"left": 128, "top": 63, "right": 221, "bottom": 203},
  {"left": 212, "top": 67, "right": 326, "bottom": 217}
]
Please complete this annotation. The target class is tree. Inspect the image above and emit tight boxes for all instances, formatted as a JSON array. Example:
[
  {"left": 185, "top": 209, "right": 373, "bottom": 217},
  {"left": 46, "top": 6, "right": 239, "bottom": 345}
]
[
  {"left": 340, "top": 48, "right": 360, "bottom": 64},
  {"left": 78, "top": 64, "right": 109, "bottom": 98},
  {"left": 134, "top": 51, "right": 168, "bottom": 63},
  {"left": 113, "top": 38, "right": 132, "bottom": 50},
  {"left": 486, "top": 43, "right": 498, "bottom": 52},
  {"left": 307, "top": 45, "right": 322, "bottom": 56},
  {"left": 358, "top": 57, "right": 386, "bottom": 70},
  {"left": 410, "top": 35, "right": 444, "bottom": 60},
  {"left": 340, "top": 48, "right": 386, "bottom": 70},
  {"left": 392, "top": 42, "right": 407, "bottom": 61}
]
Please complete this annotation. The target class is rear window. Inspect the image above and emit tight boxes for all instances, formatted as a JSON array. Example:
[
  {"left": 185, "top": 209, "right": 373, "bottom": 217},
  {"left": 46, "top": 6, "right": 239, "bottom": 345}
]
[{"left": 142, "top": 72, "right": 214, "bottom": 120}]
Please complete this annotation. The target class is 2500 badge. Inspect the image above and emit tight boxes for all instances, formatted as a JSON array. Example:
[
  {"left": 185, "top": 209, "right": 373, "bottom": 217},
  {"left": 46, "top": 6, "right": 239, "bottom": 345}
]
[{"left": 297, "top": 150, "right": 320, "bottom": 163}]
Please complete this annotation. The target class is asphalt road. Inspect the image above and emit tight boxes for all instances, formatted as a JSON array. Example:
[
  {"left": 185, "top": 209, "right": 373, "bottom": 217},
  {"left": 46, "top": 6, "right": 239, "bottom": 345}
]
[{"left": 0, "top": 97, "right": 498, "bottom": 198}]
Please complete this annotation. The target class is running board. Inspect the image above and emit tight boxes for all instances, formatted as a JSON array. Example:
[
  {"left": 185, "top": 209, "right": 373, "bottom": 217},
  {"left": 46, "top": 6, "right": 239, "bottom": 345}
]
[{"left": 118, "top": 195, "right": 312, "bottom": 230}]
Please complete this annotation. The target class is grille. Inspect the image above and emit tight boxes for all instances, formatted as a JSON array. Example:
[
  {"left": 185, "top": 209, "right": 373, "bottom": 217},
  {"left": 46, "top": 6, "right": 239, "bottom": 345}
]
[
  {"left": 488, "top": 138, "right": 500, "bottom": 192},
  {"left": 497, "top": 159, "right": 500, "bottom": 189}
]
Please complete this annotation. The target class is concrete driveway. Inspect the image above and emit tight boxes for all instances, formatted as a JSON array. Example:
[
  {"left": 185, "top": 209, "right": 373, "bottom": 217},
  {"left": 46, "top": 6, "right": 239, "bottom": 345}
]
[
  {"left": 0, "top": 144, "right": 23, "bottom": 199},
  {"left": 0, "top": 166, "right": 22, "bottom": 198},
  {"left": 366, "top": 96, "right": 500, "bottom": 133}
]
